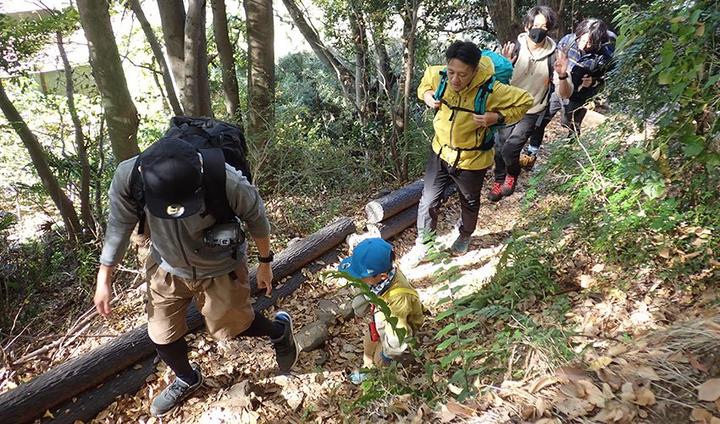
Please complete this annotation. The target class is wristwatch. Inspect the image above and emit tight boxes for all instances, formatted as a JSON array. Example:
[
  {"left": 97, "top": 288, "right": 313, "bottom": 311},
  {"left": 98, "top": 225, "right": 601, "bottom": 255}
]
[
  {"left": 496, "top": 112, "right": 506, "bottom": 125},
  {"left": 258, "top": 251, "right": 274, "bottom": 263},
  {"left": 558, "top": 72, "right": 569, "bottom": 80}
]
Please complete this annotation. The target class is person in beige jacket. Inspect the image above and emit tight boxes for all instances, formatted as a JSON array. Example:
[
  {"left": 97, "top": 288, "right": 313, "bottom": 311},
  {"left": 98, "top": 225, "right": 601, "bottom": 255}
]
[{"left": 488, "top": 5, "right": 573, "bottom": 202}]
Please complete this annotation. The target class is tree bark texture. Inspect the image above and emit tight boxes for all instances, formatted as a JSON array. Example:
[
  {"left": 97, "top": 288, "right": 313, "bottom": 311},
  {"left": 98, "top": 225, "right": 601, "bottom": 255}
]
[
  {"left": 56, "top": 31, "right": 95, "bottom": 231},
  {"left": 183, "top": 0, "right": 212, "bottom": 116},
  {"left": 0, "top": 79, "right": 82, "bottom": 238},
  {"left": 157, "top": 0, "right": 186, "bottom": 97},
  {"left": 486, "top": 0, "right": 525, "bottom": 44},
  {"left": 128, "top": 0, "right": 184, "bottom": 116},
  {"left": 367, "top": 205, "right": 418, "bottom": 240},
  {"left": 348, "top": 5, "right": 369, "bottom": 120},
  {"left": 244, "top": 0, "right": 275, "bottom": 147},
  {"left": 211, "top": 0, "right": 242, "bottom": 122},
  {"left": 0, "top": 218, "right": 355, "bottom": 423},
  {"left": 76, "top": 0, "right": 140, "bottom": 162},
  {"left": 397, "top": 0, "right": 420, "bottom": 180}
]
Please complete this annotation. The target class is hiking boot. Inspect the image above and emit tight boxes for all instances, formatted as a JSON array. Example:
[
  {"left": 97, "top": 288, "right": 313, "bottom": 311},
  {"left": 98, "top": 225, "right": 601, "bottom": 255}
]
[
  {"left": 271, "top": 311, "right": 299, "bottom": 373},
  {"left": 450, "top": 234, "right": 471, "bottom": 256},
  {"left": 487, "top": 181, "right": 504, "bottom": 202},
  {"left": 519, "top": 152, "right": 536, "bottom": 169},
  {"left": 404, "top": 242, "right": 430, "bottom": 267},
  {"left": 150, "top": 363, "right": 203, "bottom": 417},
  {"left": 500, "top": 175, "right": 517, "bottom": 197}
]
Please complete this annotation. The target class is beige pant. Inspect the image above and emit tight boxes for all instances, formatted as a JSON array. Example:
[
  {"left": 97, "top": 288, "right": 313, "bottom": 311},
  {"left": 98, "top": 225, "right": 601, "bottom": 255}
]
[
  {"left": 145, "top": 256, "right": 254, "bottom": 345},
  {"left": 362, "top": 331, "right": 388, "bottom": 368}
]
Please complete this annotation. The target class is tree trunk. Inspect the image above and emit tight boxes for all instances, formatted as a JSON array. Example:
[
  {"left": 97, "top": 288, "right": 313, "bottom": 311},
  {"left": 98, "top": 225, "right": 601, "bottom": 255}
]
[
  {"left": 211, "top": 0, "right": 242, "bottom": 123},
  {"left": 0, "top": 79, "right": 82, "bottom": 239},
  {"left": 244, "top": 0, "right": 275, "bottom": 149},
  {"left": 281, "top": 0, "right": 355, "bottom": 100},
  {"left": 348, "top": 5, "right": 369, "bottom": 121},
  {"left": 56, "top": 31, "right": 94, "bottom": 231},
  {"left": 183, "top": 0, "right": 212, "bottom": 116},
  {"left": 128, "top": 0, "right": 184, "bottom": 116},
  {"left": 486, "top": 0, "right": 525, "bottom": 44},
  {"left": 77, "top": 0, "right": 140, "bottom": 162},
  {"left": 157, "top": 0, "right": 186, "bottom": 97},
  {"left": 399, "top": 0, "right": 420, "bottom": 180}
]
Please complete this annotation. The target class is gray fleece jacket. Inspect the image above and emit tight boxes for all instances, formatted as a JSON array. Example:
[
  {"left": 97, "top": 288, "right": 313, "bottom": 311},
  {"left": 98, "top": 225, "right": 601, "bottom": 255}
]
[{"left": 99, "top": 157, "right": 271, "bottom": 279}]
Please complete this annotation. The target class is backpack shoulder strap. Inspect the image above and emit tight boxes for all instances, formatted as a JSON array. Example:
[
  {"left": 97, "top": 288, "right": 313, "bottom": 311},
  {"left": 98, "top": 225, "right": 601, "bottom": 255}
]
[
  {"left": 199, "top": 148, "right": 235, "bottom": 223},
  {"left": 434, "top": 67, "right": 448, "bottom": 101},
  {"left": 474, "top": 76, "right": 496, "bottom": 114},
  {"left": 128, "top": 155, "right": 147, "bottom": 235}
]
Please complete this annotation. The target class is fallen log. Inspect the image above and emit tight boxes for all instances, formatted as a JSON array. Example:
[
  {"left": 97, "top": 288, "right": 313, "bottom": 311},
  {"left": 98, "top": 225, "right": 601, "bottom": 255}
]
[
  {"left": 0, "top": 218, "right": 354, "bottom": 424},
  {"left": 365, "top": 180, "right": 423, "bottom": 224},
  {"left": 249, "top": 216, "right": 355, "bottom": 294},
  {"left": 367, "top": 205, "right": 418, "bottom": 240}
]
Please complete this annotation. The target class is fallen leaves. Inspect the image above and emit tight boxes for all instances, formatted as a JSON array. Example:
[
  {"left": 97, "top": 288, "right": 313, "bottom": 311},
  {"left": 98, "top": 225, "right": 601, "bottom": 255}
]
[
  {"left": 691, "top": 407, "right": 720, "bottom": 424},
  {"left": 699, "top": 379, "right": 720, "bottom": 402}
]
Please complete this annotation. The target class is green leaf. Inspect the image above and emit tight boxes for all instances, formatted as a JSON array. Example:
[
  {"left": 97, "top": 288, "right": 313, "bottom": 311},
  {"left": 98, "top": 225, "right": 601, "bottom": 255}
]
[
  {"left": 436, "top": 336, "right": 459, "bottom": 351},
  {"left": 435, "top": 309, "right": 456, "bottom": 321},
  {"left": 458, "top": 321, "right": 480, "bottom": 332},
  {"left": 435, "top": 322, "right": 457, "bottom": 339},
  {"left": 683, "top": 135, "right": 705, "bottom": 157},
  {"left": 439, "top": 350, "right": 461, "bottom": 368},
  {"left": 436, "top": 296, "right": 452, "bottom": 306},
  {"left": 657, "top": 71, "right": 673, "bottom": 85},
  {"left": 704, "top": 74, "right": 720, "bottom": 89}
]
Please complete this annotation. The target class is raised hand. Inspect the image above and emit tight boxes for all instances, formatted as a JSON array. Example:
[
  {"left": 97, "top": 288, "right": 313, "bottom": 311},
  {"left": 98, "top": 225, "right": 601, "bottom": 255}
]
[
  {"left": 502, "top": 41, "right": 517, "bottom": 63},
  {"left": 554, "top": 49, "right": 569, "bottom": 76}
]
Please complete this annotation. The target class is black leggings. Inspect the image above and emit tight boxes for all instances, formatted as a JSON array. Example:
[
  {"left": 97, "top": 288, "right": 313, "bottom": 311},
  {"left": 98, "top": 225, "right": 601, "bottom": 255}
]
[{"left": 155, "top": 312, "right": 283, "bottom": 382}]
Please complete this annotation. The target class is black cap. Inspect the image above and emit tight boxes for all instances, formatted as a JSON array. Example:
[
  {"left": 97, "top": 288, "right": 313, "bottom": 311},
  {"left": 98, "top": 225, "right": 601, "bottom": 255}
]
[{"left": 139, "top": 137, "right": 203, "bottom": 219}]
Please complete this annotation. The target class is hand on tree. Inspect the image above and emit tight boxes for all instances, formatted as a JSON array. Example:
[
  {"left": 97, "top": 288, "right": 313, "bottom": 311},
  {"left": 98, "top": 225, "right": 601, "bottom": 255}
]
[
  {"left": 423, "top": 91, "right": 441, "bottom": 109},
  {"left": 472, "top": 112, "right": 499, "bottom": 127},
  {"left": 256, "top": 262, "right": 273, "bottom": 296},
  {"left": 581, "top": 74, "right": 594, "bottom": 88}
]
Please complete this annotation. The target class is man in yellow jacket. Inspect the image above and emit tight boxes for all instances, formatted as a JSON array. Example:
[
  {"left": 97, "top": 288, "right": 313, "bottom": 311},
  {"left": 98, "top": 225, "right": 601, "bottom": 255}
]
[{"left": 409, "top": 41, "right": 533, "bottom": 261}]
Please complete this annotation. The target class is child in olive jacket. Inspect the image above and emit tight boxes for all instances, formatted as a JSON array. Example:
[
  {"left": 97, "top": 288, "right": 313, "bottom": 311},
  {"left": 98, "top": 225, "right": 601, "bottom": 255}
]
[{"left": 339, "top": 238, "right": 424, "bottom": 368}]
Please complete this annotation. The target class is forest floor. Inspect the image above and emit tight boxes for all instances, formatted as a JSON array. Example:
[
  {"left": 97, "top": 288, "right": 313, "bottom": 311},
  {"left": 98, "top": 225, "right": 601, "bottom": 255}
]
[{"left": 4, "top": 113, "right": 720, "bottom": 424}]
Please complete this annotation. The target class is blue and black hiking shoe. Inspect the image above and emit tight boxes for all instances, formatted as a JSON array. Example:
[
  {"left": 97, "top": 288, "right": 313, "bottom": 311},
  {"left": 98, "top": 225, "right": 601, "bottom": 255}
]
[
  {"left": 271, "top": 311, "right": 299, "bottom": 373},
  {"left": 150, "top": 363, "right": 203, "bottom": 417},
  {"left": 450, "top": 234, "right": 471, "bottom": 256}
]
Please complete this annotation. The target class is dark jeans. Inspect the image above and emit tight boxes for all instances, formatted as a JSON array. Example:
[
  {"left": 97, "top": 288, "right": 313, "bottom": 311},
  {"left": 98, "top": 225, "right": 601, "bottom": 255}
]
[
  {"left": 529, "top": 93, "right": 588, "bottom": 149},
  {"left": 493, "top": 112, "right": 540, "bottom": 181},
  {"left": 416, "top": 150, "right": 487, "bottom": 239}
]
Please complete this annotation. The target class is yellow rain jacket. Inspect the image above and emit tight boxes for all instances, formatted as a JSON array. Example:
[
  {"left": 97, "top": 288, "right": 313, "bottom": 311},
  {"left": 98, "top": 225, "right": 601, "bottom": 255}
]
[
  {"left": 373, "top": 270, "right": 424, "bottom": 357},
  {"left": 417, "top": 58, "right": 534, "bottom": 170}
]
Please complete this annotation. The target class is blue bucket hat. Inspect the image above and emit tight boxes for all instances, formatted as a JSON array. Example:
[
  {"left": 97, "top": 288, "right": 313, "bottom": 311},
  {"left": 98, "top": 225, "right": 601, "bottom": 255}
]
[{"left": 338, "top": 238, "right": 393, "bottom": 279}]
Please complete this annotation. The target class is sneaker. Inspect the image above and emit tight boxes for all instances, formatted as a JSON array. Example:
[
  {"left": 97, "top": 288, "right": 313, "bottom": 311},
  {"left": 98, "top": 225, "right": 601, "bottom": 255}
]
[
  {"left": 150, "top": 363, "right": 203, "bottom": 417},
  {"left": 519, "top": 153, "right": 536, "bottom": 169},
  {"left": 404, "top": 242, "right": 430, "bottom": 267},
  {"left": 450, "top": 234, "right": 471, "bottom": 256},
  {"left": 487, "top": 181, "right": 503, "bottom": 202},
  {"left": 500, "top": 175, "right": 517, "bottom": 197},
  {"left": 271, "top": 311, "right": 299, "bottom": 373}
]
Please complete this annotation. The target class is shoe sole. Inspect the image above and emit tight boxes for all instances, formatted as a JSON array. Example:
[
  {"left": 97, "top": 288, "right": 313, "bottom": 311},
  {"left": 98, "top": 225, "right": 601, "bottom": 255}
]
[{"left": 275, "top": 311, "right": 300, "bottom": 372}]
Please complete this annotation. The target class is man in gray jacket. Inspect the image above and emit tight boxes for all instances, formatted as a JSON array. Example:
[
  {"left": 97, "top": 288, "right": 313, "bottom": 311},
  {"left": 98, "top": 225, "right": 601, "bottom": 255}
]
[{"left": 93, "top": 137, "right": 298, "bottom": 417}]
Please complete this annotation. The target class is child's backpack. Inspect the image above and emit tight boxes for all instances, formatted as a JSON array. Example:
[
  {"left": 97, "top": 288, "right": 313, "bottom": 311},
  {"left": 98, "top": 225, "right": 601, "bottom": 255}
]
[
  {"left": 129, "top": 117, "right": 252, "bottom": 233},
  {"left": 432, "top": 50, "right": 514, "bottom": 151}
]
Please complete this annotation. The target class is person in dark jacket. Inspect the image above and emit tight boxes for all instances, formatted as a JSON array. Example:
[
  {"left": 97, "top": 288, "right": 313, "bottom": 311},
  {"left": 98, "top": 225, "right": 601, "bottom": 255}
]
[{"left": 524, "top": 18, "right": 615, "bottom": 163}]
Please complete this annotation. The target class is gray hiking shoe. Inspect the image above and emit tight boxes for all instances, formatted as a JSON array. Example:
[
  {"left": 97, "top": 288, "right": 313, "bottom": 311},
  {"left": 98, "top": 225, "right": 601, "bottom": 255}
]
[
  {"left": 150, "top": 363, "right": 203, "bottom": 417},
  {"left": 450, "top": 234, "right": 471, "bottom": 256},
  {"left": 271, "top": 311, "right": 299, "bottom": 373}
]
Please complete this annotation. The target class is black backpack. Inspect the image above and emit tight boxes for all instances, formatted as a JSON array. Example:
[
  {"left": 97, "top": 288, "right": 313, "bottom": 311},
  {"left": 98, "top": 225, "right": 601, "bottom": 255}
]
[{"left": 129, "top": 117, "right": 252, "bottom": 234}]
